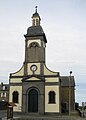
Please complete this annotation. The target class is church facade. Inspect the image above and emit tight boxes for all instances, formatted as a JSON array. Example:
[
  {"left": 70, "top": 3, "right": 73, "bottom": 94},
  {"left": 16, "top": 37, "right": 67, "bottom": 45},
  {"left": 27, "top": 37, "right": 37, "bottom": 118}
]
[{"left": 9, "top": 8, "right": 75, "bottom": 115}]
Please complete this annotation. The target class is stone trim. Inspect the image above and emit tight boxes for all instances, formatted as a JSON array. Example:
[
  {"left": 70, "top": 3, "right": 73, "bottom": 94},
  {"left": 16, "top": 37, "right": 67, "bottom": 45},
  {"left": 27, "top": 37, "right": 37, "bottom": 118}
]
[
  {"left": 45, "top": 82, "right": 60, "bottom": 86},
  {"left": 10, "top": 74, "right": 59, "bottom": 78},
  {"left": 9, "top": 83, "right": 22, "bottom": 86}
]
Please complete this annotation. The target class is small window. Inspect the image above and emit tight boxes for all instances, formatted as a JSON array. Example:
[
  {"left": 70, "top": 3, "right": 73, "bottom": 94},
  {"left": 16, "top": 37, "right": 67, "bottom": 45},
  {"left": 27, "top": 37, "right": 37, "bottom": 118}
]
[
  {"left": 3, "top": 86, "right": 5, "bottom": 90},
  {"left": 36, "top": 19, "right": 39, "bottom": 26},
  {"left": 5, "top": 86, "right": 7, "bottom": 90},
  {"left": 12, "top": 91, "right": 19, "bottom": 103},
  {"left": 1, "top": 93, "right": 6, "bottom": 97},
  {"left": 32, "top": 19, "right": 35, "bottom": 26},
  {"left": 48, "top": 91, "right": 56, "bottom": 104}
]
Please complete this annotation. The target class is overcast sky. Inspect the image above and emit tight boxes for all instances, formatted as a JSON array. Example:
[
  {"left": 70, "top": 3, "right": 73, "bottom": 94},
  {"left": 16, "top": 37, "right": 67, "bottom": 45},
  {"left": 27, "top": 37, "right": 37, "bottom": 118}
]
[{"left": 0, "top": 0, "right": 86, "bottom": 105}]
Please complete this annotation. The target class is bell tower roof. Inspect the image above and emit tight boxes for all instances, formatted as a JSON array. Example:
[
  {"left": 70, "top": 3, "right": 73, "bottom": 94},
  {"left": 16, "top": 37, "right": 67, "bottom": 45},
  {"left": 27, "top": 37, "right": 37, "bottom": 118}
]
[
  {"left": 32, "top": 6, "right": 40, "bottom": 17},
  {"left": 32, "top": 6, "right": 41, "bottom": 26},
  {"left": 24, "top": 7, "right": 47, "bottom": 43}
]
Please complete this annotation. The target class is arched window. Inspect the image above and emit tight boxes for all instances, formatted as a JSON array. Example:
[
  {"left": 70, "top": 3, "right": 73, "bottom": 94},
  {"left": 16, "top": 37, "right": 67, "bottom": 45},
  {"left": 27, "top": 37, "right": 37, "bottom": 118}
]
[
  {"left": 36, "top": 19, "right": 39, "bottom": 26},
  {"left": 32, "top": 19, "right": 35, "bottom": 26},
  {"left": 29, "top": 42, "right": 39, "bottom": 48},
  {"left": 12, "top": 91, "right": 19, "bottom": 103},
  {"left": 48, "top": 91, "right": 56, "bottom": 104}
]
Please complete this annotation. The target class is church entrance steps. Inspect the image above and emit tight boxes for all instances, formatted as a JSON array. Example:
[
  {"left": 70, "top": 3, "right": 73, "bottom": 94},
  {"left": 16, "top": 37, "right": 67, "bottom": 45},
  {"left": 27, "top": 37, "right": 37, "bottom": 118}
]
[
  {"left": 12, "top": 116, "right": 80, "bottom": 120},
  {"left": 13, "top": 118, "right": 71, "bottom": 120},
  {"left": 12, "top": 112, "right": 82, "bottom": 120}
]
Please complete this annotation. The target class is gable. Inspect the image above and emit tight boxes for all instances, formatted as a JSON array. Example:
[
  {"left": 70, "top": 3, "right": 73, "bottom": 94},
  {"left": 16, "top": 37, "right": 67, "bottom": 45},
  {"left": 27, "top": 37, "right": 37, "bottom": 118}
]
[
  {"left": 10, "top": 65, "right": 24, "bottom": 77},
  {"left": 44, "top": 65, "right": 59, "bottom": 76},
  {"left": 23, "top": 76, "right": 41, "bottom": 82}
]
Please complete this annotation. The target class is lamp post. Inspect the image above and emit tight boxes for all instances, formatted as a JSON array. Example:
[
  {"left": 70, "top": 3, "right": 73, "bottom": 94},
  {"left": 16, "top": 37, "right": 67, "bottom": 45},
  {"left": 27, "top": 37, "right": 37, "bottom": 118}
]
[{"left": 69, "top": 71, "right": 72, "bottom": 116}]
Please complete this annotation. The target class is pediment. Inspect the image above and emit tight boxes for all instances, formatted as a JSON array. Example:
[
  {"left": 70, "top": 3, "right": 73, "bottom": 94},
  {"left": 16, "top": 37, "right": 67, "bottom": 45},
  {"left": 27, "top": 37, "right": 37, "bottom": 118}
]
[{"left": 22, "top": 76, "right": 41, "bottom": 82}]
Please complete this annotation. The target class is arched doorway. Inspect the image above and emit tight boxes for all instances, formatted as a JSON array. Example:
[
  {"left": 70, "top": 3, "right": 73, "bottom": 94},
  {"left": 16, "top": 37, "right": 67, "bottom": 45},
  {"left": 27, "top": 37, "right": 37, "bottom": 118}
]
[{"left": 28, "top": 89, "right": 38, "bottom": 112}]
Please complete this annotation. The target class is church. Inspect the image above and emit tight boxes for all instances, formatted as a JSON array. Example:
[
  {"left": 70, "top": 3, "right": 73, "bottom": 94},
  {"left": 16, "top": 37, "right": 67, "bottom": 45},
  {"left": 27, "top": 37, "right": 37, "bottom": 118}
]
[{"left": 9, "top": 7, "right": 75, "bottom": 115}]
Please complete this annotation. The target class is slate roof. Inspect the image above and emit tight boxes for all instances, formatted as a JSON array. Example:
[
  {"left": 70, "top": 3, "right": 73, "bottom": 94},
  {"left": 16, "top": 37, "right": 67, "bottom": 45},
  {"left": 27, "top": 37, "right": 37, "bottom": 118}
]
[
  {"left": 60, "top": 76, "right": 75, "bottom": 87},
  {"left": 0, "top": 83, "right": 9, "bottom": 90},
  {"left": 32, "top": 12, "right": 40, "bottom": 18},
  {"left": 24, "top": 26, "right": 47, "bottom": 43}
]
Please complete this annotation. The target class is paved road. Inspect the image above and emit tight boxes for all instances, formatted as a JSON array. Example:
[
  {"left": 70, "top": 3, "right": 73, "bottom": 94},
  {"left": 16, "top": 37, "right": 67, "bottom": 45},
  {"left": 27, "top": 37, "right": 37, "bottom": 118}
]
[
  {"left": 1, "top": 110, "right": 86, "bottom": 120},
  {"left": 0, "top": 110, "right": 7, "bottom": 118}
]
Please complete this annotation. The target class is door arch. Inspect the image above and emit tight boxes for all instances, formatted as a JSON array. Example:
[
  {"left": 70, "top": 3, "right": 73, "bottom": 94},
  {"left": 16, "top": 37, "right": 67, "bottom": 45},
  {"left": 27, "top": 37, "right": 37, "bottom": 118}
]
[{"left": 28, "top": 89, "right": 38, "bottom": 112}]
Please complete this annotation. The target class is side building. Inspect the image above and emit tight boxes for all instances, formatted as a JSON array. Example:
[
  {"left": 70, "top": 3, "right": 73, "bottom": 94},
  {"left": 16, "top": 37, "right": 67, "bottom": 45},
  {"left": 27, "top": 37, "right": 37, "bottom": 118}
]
[
  {"left": 9, "top": 8, "right": 75, "bottom": 115},
  {"left": 0, "top": 82, "right": 9, "bottom": 110},
  {"left": 0, "top": 82, "right": 9, "bottom": 102}
]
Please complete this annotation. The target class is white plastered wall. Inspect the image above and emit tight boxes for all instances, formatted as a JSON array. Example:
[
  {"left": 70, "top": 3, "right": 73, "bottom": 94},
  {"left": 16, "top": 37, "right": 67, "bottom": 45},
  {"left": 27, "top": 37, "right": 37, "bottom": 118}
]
[
  {"left": 10, "top": 78, "right": 22, "bottom": 83},
  {"left": 9, "top": 86, "right": 22, "bottom": 112},
  {"left": 27, "top": 63, "right": 40, "bottom": 75},
  {"left": 45, "top": 86, "right": 60, "bottom": 113},
  {"left": 44, "top": 65, "right": 58, "bottom": 76},
  {"left": 11, "top": 65, "right": 24, "bottom": 76},
  {"left": 27, "top": 39, "right": 41, "bottom": 47},
  {"left": 26, "top": 77, "right": 40, "bottom": 81},
  {"left": 45, "top": 77, "right": 59, "bottom": 82}
]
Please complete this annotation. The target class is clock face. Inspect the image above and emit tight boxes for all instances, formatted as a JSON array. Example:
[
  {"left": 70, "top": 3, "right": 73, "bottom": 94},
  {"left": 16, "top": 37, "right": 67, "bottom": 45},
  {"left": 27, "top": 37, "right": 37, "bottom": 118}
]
[
  {"left": 29, "top": 42, "right": 39, "bottom": 47},
  {"left": 30, "top": 65, "right": 37, "bottom": 72},
  {"left": 27, "top": 39, "right": 41, "bottom": 48}
]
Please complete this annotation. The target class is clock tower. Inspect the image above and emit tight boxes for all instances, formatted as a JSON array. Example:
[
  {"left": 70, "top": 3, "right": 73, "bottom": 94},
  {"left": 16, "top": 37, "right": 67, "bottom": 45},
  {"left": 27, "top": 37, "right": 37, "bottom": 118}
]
[
  {"left": 24, "top": 7, "right": 47, "bottom": 64},
  {"left": 22, "top": 7, "right": 48, "bottom": 114}
]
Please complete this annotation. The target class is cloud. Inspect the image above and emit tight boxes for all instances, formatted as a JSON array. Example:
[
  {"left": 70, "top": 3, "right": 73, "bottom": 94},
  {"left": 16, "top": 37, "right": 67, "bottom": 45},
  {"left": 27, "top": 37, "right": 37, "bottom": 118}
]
[{"left": 0, "top": 60, "right": 22, "bottom": 83}]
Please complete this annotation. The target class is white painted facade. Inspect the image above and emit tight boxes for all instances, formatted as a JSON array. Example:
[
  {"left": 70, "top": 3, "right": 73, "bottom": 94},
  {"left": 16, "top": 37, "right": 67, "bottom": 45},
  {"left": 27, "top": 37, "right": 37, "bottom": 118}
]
[{"left": 9, "top": 64, "right": 60, "bottom": 113}]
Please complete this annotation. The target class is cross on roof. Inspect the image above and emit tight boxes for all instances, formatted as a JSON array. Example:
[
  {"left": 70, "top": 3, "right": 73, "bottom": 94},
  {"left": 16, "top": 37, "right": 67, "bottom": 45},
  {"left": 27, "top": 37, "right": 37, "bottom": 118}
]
[{"left": 35, "top": 6, "right": 38, "bottom": 13}]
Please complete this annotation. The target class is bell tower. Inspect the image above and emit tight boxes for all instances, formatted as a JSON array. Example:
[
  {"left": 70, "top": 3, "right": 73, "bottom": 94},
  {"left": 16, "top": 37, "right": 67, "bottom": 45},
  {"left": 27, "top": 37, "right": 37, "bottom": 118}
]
[
  {"left": 24, "top": 7, "right": 47, "bottom": 64},
  {"left": 32, "top": 6, "right": 41, "bottom": 26}
]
